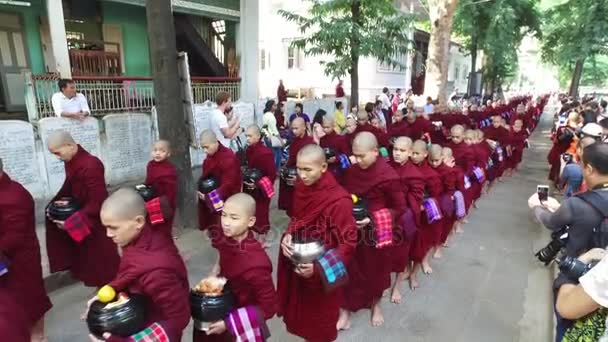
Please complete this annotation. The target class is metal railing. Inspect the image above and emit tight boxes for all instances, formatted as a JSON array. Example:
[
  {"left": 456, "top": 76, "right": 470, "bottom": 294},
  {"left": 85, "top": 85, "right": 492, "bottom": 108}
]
[{"left": 29, "top": 73, "right": 240, "bottom": 119}]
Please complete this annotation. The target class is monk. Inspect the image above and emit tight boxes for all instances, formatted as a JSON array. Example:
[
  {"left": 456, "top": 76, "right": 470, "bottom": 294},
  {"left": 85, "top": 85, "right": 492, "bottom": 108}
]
[
  {"left": 442, "top": 147, "right": 465, "bottom": 235},
  {"left": 464, "top": 130, "right": 484, "bottom": 203},
  {"left": 278, "top": 117, "right": 314, "bottom": 216},
  {"left": 446, "top": 125, "right": 476, "bottom": 211},
  {"left": 427, "top": 145, "right": 457, "bottom": 259},
  {"left": 352, "top": 111, "right": 390, "bottom": 147},
  {"left": 388, "top": 137, "right": 425, "bottom": 304},
  {"left": 320, "top": 116, "right": 351, "bottom": 180},
  {"left": 388, "top": 108, "right": 408, "bottom": 138},
  {"left": 483, "top": 115, "right": 511, "bottom": 181},
  {"left": 403, "top": 110, "right": 433, "bottom": 142},
  {"left": 277, "top": 145, "right": 357, "bottom": 341},
  {"left": 409, "top": 140, "right": 443, "bottom": 288},
  {"left": 195, "top": 193, "right": 276, "bottom": 342},
  {"left": 244, "top": 125, "right": 277, "bottom": 246},
  {"left": 474, "top": 129, "right": 493, "bottom": 194},
  {"left": 340, "top": 132, "right": 405, "bottom": 327},
  {"left": 88, "top": 188, "right": 190, "bottom": 342},
  {"left": 547, "top": 111, "right": 580, "bottom": 185},
  {"left": 0, "top": 159, "right": 52, "bottom": 341},
  {"left": 0, "top": 288, "right": 30, "bottom": 342},
  {"left": 144, "top": 139, "right": 177, "bottom": 238},
  {"left": 45, "top": 131, "right": 120, "bottom": 287},
  {"left": 508, "top": 119, "right": 528, "bottom": 172},
  {"left": 198, "top": 130, "right": 242, "bottom": 233}
]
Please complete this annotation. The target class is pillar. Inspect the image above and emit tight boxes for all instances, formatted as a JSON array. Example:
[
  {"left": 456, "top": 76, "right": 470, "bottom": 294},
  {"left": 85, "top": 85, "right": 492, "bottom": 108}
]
[
  {"left": 237, "top": 0, "right": 259, "bottom": 103},
  {"left": 46, "top": 0, "right": 71, "bottom": 78}
]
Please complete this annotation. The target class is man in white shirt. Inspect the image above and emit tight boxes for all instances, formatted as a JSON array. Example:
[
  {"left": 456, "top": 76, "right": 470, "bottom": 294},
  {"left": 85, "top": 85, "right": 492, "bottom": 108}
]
[
  {"left": 51, "top": 79, "right": 91, "bottom": 119},
  {"left": 210, "top": 91, "right": 242, "bottom": 148},
  {"left": 378, "top": 87, "right": 391, "bottom": 111}
]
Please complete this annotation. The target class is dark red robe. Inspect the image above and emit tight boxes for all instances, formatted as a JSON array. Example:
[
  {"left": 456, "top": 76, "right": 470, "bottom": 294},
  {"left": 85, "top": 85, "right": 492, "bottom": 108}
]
[
  {"left": 278, "top": 135, "right": 314, "bottom": 216},
  {"left": 353, "top": 123, "right": 390, "bottom": 147},
  {"left": 509, "top": 129, "right": 527, "bottom": 169},
  {"left": 433, "top": 164, "right": 457, "bottom": 244},
  {"left": 320, "top": 132, "right": 351, "bottom": 180},
  {"left": 483, "top": 126, "right": 510, "bottom": 179},
  {"left": 341, "top": 159, "right": 405, "bottom": 312},
  {"left": 547, "top": 126, "right": 575, "bottom": 183},
  {"left": 195, "top": 226, "right": 276, "bottom": 342},
  {"left": 198, "top": 144, "right": 242, "bottom": 231},
  {"left": 446, "top": 141, "right": 476, "bottom": 210},
  {"left": 403, "top": 117, "right": 433, "bottom": 142},
  {"left": 0, "top": 289, "right": 29, "bottom": 342},
  {"left": 0, "top": 174, "right": 52, "bottom": 326},
  {"left": 45, "top": 145, "right": 120, "bottom": 287},
  {"left": 245, "top": 141, "right": 277, "bottom": 234},
  {"left": 145, "top": 159, "right": 177, "bottom": 238},
  {"left": 388, "top": 120, "right": 408, "bottom": 138},
  {"left": 410, "top": 161, "right": 443, "bottom": 262},
  {"left": 388, "top": 160, "right": 425, "bottom": 272},
  {"left": 277, "top": 172, "right": 357, "bottom": 342},
  {"left": 109, "top": 224, "right": 190, "bottom": 341}
]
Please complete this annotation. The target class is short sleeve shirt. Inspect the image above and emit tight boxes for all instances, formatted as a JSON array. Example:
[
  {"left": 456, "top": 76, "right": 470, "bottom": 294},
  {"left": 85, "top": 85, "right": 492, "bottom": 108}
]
[
  {"left": 210, "top": 108, "right": 230, "bottom": 148},
  {"left": 51, "top": 92, "right": 90, "bottom": 117},
  {"left": 581, "top": 255, "right": 608, "bottom": 308}
]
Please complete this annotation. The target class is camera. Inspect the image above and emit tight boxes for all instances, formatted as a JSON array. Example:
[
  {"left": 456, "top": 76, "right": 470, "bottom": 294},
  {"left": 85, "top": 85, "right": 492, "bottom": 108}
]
[
  {"left": 536, "top": 228, "right": 569, "bottom": 265},
  {"left": 558, "top": 256, "right": 597, "bottom": 281},
  {"left": 562, "top": 153, "right": 573, "bottom": 164}
]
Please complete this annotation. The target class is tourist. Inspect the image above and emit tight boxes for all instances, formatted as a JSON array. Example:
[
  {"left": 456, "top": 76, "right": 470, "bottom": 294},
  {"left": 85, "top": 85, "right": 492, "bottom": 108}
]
[
  {"left": 262, "top": 99, "right": 283, "bottom": 169},
  {"left": 210, "top": 91, "right": 242, "bottom": 149},
  {"left": 289, "top": 103, "right": 311, "bottom": 126},
  {"left": 51, "top": 79, "right": 90, "bottom": 119},
  {"left": 334, "top": 101, "right": 346, "bottom": 134},
  {"left": 423, "top": 96, "right": 435, "bottom": 115}
]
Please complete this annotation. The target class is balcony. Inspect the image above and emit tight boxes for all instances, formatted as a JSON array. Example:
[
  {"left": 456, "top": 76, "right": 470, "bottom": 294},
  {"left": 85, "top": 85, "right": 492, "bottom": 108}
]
[{"left": 68, "top": 40, "right": 122, "bottom": 77}]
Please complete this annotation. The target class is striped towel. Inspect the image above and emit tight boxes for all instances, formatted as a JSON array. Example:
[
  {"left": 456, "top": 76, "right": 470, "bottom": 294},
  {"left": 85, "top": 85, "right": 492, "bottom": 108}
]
[
  {"left": 145, "top": 197, "right": 165, "bottom": 225},
  {"left": 63, "top": 211, "right": 91, "bottom": 243},
  {"left": 129, "top": 322, "right": 169, "bottom": 342},
  {"left": 464, "top": 175, "right": 472, "bottom": 189},
  {"left": 372, "top": 208, "right": 393, "bottom": 248},
  {"left": 423, "top": 198, "right": 443, "bottom": 223},
  {"left": 257, "top": 177, "right": 275, "bottom": 198},
  {"left": 496, "top": 146, "right": 504, "bottom": 162},
  {"left": 207, "top": 189, "right": 224, "bottom": 212},
  {"left": 453, "top": 191, "right": 466, "bottom": 219},
  {"left": 0, "top": 260, "right": 8, "bottom": 277},
  {"left": 338, "top": 154, "right": 351, "bottom": 169},
  {"left": 316, "top": 249, "right": 348, "bottom": 291},
  {"left": 472, "top": 166, "right": 486, "bottom": 183},
  {"left": 226, "top": 306, "right": 269, "bottom": 342}
]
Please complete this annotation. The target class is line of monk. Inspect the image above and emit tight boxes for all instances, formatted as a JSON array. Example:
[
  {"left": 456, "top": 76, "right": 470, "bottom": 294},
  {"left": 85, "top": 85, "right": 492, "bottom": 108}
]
[{"left": 0, "top": 93, "right": 547, "bottom": 342}]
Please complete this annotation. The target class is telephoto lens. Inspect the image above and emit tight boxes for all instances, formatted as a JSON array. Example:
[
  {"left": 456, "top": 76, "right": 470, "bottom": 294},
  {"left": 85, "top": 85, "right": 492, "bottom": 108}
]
[
  {"left": 558, "top": 256, "right": 596, "bottom": 281},
  {"left": 535, "top": 229, "right": 569, "bottom": 265}
]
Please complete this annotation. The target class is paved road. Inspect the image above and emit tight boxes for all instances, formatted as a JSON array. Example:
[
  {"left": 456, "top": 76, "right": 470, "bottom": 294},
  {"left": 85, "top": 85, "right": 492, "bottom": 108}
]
[{"left": 46, "top": 106, "right": 557, "bottom": 341}]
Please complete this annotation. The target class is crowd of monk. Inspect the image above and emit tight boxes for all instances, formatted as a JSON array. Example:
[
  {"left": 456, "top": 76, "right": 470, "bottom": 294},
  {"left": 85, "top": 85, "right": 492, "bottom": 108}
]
[{"left": 0, "top": 93, "right": 548, "bottom": 341}]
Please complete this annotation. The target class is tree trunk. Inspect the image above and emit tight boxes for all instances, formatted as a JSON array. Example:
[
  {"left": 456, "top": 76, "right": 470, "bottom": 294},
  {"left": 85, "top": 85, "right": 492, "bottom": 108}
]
[
  {"left": 350, "top": 1, "right": 361, "bottom": 109},
  {"left": 467, "top": 33, "right": 478, "bottom": 96},
  {"left": 145, "top": 0, "right": 197, "bottom": 230},
  {"left": 569, "top": 58, "right": 585, "bottom": 98},
  {"left": 424, "top": 0, "right": 460, "bottom": 106}
]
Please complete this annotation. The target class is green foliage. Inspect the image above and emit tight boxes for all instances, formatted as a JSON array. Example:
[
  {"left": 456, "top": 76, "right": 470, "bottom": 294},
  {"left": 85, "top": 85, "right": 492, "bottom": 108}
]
[
  {"left": 278, "top": 0, "right": 414, "bottom": 80},
  {"left": 558, "top": 56, "right": 608, "bottom": 88},
  {"left": 453, "top": 0, "right": 541, "bottom": 89}
]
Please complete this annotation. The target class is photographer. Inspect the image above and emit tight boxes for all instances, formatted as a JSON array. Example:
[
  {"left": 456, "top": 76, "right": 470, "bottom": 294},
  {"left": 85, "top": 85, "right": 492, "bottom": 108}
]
[{"left": 529, "top": 143, "right": 608, "bottom": 341}]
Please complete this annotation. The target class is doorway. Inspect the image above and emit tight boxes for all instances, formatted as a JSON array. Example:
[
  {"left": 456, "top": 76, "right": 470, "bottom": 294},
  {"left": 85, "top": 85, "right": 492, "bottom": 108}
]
[{"left": 0, "top": 12, "right": 30, "bottom": 112}]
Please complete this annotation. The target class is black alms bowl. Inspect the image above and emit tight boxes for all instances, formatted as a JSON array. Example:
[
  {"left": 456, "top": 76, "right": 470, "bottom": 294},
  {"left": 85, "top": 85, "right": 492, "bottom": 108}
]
[
  {"left": 280, "top": 167, "right": 298, "bottom": 181},
  {"left": 48, "top": 197, "right": 80, "bottom": 221},
  {"left": 352, "top": 198, "right": 369, "bottom": 222},
  {"left": 243, "top": 168, "right": 263, "bottom": 185},
  {"left": 323, "top": 147, "right": 336, "bottom": 160},
  {"left": 86, "top": 294, "right": 147, "bottom": 338},
  {"left": 190, "top": 288, "right": 235, "bottom": 323},
  {"left": 134, "top": 185, "right": 156, "bottom": 202},
  {"left": 198, "top": 176, "right": 220, "bottom": 194}
]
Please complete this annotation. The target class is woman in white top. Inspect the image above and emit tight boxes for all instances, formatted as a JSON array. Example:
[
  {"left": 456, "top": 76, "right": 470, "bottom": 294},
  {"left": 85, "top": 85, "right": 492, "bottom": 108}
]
[{"left": 262, "top": 100, "right": 283, "bottom": 169}]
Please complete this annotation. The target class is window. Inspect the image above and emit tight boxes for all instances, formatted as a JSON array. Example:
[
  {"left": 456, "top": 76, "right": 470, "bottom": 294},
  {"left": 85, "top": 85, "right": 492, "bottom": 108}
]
[
  {"left": 260, "top": 49, "right": 266, "bottom": 70},
  {"left": 287, "top": 46, "right": 301, "bottom": 69},
  {"left": 377, "top": 53, "right": 407, "bottom": 73},
  {"left": 211, "top": 20, "right": 226, "bottom": 40}
]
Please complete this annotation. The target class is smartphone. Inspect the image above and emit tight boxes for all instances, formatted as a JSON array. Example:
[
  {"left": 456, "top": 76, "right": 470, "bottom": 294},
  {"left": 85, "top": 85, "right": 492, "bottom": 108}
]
[{"left": 537, "top": 185, "right": 549, "bottom": 202}]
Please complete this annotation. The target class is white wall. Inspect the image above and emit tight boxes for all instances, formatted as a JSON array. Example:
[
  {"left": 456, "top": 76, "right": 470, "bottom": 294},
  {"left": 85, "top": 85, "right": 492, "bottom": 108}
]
[{"left": 447, "top": 44, "right": 471, "bottom": 93}]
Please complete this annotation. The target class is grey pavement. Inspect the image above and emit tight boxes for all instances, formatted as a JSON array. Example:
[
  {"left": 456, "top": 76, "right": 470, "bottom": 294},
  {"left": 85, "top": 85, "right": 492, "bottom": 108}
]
[{"left": 45, "top": 106, "right": 557, "bottom": 341}]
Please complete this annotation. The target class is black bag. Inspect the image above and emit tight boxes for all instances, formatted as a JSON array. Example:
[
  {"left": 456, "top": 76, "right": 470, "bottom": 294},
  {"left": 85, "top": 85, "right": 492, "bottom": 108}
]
[
  {"left": 577, "top": 190, "right": 608, "bottom": 248},
  {"left": 558, "top": 127, "right": 575, "bottom": 142}
]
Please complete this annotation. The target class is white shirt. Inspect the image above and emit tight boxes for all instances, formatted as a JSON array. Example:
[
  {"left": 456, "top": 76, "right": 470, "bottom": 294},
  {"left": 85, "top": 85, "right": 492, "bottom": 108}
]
[
  {"left": 51, "top": 92, "right": 90, "bottom": 117},
  {"left": 423, "top": 103, "right": 434, "bottom": 114},
  {"left": 378, "top": 93, "right": 391, "bottom": 110},
  {"left": 581, "top": 255, "right": 608, "bottom": 308},
  {"left": 210, "top": 108, "right": 231, "bottom": 148}
]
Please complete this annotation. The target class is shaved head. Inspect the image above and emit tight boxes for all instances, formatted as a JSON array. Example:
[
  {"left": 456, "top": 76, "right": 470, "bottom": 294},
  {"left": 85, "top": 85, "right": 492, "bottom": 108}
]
[
  {"left": 247, "top": 125, "right": 261, "bottom": 137},
  {"left": 297, "top": 144, "right": 326, "bottom": 164},
  {"left": 200, "top": 130, "right": 218, "bottom": 144},
  {"left": 292, "top": 117, "right": 306, "bottom": 128},
  {"left": 291, "top": 117, "right": 307, "bottom": 138},
  {"left": 353, "top": 132, "right": 378, "bottom": 151},
  {"left": 413, "top": 140, "right": 427, "bottom": 152},
  {"left": 101, "top": 188, "right": 146, "bottom": 221},
  {"left": 394, "top": 136, "right": 413, "bottom": 149},
  {"left": 357, "top": 111, "right": 369, "bottom": 122},
  {"left": 47, "top": 130, "right": 75, "bottom": 149},
  {"left": 224, "top": 193, "right": 256, "bottom": 217},
  {"left": 429, "top": 144, "right": 443, "bottom": 159},
  {"left": 451, "top": 125, "right": 464, "bottom": 135},
  {"left": 154, "top": 139, "right": 171, "bottom": 150},
  {"left": 442, "top": 147, "right": 454, "bottom": 158}
]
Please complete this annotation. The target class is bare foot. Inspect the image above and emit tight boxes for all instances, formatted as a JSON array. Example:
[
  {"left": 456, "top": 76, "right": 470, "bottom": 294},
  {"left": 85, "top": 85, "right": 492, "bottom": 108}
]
[
  {"left": 422, "top": 261, "right": 433, "bottom": 274},
  {"left": 433, "top": 248, "right": 442, "bottom": 259},
  {"left": 371, "top": 304, "right": 385, "bottom": 327},
  {"left": 390, "top": 286, "right": 402, "bottom": 304},
  {"left": 409, "top": 276, "right": 419, "bottom": 290},
  {"left": 336, "top": 309, "right": 351, "bottom": 331},
  {"left": 462, "top": 218, "right": 469, "bottom": 224},
  {"left": 473, "top": 201, "right": 478, "bottom": 209}
]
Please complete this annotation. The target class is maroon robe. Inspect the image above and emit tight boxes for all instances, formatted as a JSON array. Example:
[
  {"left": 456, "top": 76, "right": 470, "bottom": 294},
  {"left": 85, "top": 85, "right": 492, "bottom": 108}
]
[
  {"left": 446, "top": 141, "right": 476, "bottom": 210},
  {"left": 433, "top": 164, "right": 457, "bottom": 244},
  {"left": 483, "top": 125, "right": 510, "bottom": 179},
  {"left": 509, "top": 129, "right": 527, "bottom": 169},
  {"left": 388, "top": 120, "right": 408, "bottom": 138},
  {"left": 198, "top": 144, "right": 242, "bottom": 231},
  {"left": 245, "top": 141, "right": 277, "bottom": 234},
  {"left": 45, "top": 145, "right": 120, "bottom": 287},
  {"left": 320, "top": 132, "right": 351, "bottom": 180},
  {"left": 145, "top": 159, "right": 177, "bottom": 238},
  {"left": 547, "top": 127, "right": 575, "bottom": 183},
  {"left": 277, "top": 172, "right": 357, "bottom": 342},
  {"left": 0, "top": 289, "right": 29, "bottom": 342},
  {"left": 341, "top": 159, "right": 405, "bottom": 312},
  {"left": 410, "top": 161, "right": 443, "bottom": 262},
  {"left": 195, "top": 226, "right": 276, "bottom": 342},
  {"left": 109, "top": 224, "right": 190, "bottom": 341},
  {"left": 388, "top": 160, "right": 425, "bottom": 272},
  {"left": 0, "top": 174, "right": 52, "bottom": 326},
  {"left": 470, "top": 143, "right": 488, "bottom": 201},
  {"left": 353, "top": 124, "right": 390, "bottom": 147},
  {"left": 403, "top": 117, "right": 433, "bottom": 141},
  {"left": 278, "top": 135, "right": 314, "bottom": 216}
]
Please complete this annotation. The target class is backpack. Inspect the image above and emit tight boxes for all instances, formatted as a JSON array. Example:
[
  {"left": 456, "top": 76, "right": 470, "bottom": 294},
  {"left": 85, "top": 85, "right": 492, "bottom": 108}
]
[{"left": 577, "top": 190, "right": 608, "bottom": 249}]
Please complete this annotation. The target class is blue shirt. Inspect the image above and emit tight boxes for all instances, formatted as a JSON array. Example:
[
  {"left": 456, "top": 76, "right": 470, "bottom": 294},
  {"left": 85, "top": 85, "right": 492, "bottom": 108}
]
[
  {"left": 561, "top": 163, "right": 584, "bottom": 197},
  {"left": 289, "top": 112, "right": 311, "bottom": 123}
]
